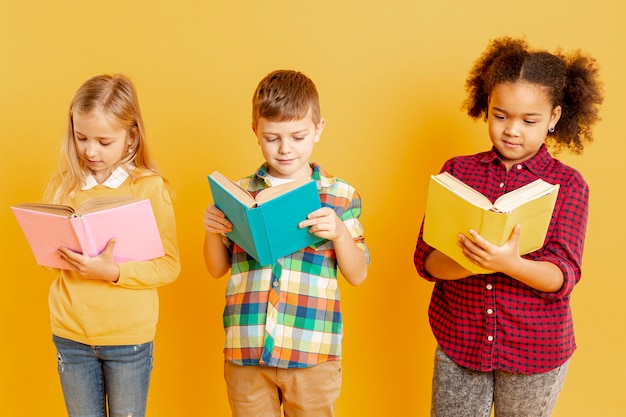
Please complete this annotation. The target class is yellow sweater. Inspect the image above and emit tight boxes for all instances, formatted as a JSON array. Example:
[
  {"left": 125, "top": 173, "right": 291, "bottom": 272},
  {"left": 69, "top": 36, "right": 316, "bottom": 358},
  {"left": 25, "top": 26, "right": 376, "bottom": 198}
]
[{"left": 48, "top": 173, "right": 180, "bottom": 346}]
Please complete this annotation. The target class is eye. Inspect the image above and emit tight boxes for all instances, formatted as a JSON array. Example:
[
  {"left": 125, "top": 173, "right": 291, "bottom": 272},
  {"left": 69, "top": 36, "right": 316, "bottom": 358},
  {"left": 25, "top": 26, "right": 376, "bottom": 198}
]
[
  {"left": 293, "top": 136, "right": 305, "bottom": 141},
  {"left": 264, "top": 136, "right": 279, "bottom": 142},
  {"left": 75, "top": 135, "right": 87, "bottom": 141}
]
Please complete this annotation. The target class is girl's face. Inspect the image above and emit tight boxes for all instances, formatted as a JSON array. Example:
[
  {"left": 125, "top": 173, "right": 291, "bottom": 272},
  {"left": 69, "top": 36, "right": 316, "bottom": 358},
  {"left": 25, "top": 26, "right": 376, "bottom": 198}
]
[
  {"left": 488, "top": 81, "right": 561, "bottom": 170},
  {"left": 253, "top": 109, "right": 324, "bottom": 179},
  {"left": 72, "top": 109, "right": 133, "bottom": 184}
]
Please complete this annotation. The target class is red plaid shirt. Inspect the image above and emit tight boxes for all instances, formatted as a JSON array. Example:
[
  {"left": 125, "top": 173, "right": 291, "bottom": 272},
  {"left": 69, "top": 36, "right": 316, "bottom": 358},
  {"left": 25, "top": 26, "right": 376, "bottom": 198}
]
[{"left": 414, "top": 145, "right": 588, "bottom": 374}]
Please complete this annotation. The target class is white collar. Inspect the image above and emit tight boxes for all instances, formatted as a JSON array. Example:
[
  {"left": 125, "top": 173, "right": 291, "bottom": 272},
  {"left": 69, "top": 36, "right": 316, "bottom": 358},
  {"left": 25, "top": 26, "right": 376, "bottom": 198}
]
[
  {"left": 82, "top": 165, "right": 133, "bottom": 190},
  {"left": 264, "top": 172, "right": 304, "bottom": 187}
]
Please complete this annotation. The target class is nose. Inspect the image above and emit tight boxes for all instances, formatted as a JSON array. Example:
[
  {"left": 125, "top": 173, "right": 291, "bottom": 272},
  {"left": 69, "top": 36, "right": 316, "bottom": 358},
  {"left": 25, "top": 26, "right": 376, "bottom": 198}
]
[
  {"left": 84, "top": 140, "right": 98, "bottom": 158},
  {"left": 504, "top": 121, "right": 520, "bottom": 136},
  {"left": 278, "top": 140, "right": 290, "bottom": 154}
]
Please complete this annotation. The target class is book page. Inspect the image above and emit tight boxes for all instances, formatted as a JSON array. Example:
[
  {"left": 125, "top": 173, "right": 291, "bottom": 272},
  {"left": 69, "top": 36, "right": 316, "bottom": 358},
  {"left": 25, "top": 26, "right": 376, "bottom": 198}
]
[
  {"left": 432, "top": 172, "right": 493, "bottom": 210},
  {"left": 12, "top": 196, "right": 142, "bottom": 217},
  {"left": 209, "top": 171, "right": 256, "bottom": 207},
  {"left": 255, "top": 178, "right": 313, "bottom": 205},
  {"left": 492, "top": 180, "right": 558, "bottom": 213},
  {"left": 12, "top": 203, "right": 76, "bottom": 217},
  {"left": 76, "top": 195, "right": 141, "bottom": 215}
]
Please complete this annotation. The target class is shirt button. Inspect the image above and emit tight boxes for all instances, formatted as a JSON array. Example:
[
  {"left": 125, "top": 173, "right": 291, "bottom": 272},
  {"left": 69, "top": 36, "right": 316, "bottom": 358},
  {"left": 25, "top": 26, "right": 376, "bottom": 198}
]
[
  {"left": 487, "top": 335, "right": 494, "bottom": 342},
  {"left": 516, "top": 164, "right": 523, "bottom": 170},
  {"left": 486, "top": 284, "right": 493, "bottom": 290},
  {"left": 487, "top": 309, "right": 494, "bottom": 315},
  {"left": 499, "top": 182, "right": 505, "bottom": 188},
  {"left": 272, "top": 281, "right": 279, "bottom": 287}
]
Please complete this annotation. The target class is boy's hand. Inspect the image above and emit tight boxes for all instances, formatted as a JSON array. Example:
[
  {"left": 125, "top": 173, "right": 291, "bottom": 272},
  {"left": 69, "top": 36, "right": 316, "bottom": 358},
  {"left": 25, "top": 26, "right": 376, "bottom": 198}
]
[
  {"left": 58, "top": 239, "right": 120, "bottom": 282},
  {"left": 299, "top": 207, "right": 348, "bottom": 241},
  {"left": 457, "top": 225, "right": 524, "bottom": 276},
  {"left": 203, "top": 204, "right": 232, "bottom": 234}
]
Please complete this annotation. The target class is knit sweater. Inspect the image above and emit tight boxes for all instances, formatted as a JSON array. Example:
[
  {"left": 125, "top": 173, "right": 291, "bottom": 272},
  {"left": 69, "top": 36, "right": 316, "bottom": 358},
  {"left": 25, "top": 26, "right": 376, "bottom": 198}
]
[{"left": 48, "top": 172, "right": 180, "bottom": 346}]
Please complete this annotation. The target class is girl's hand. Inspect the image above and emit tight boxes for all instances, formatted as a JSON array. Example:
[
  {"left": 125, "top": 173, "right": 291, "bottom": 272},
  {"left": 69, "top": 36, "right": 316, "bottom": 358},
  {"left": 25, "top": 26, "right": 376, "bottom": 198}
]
[
  {"left": 457, "top": 225, "right": 524, "bottom": 276},
  {"left": 58, "top": 239, "right": 121, "bottom": 282},
  {"left": 203, "top": 204, "right": 232, "bottom": 234},
  {"left": 299, "top": 207, "right": 346, "bottom": 241}
]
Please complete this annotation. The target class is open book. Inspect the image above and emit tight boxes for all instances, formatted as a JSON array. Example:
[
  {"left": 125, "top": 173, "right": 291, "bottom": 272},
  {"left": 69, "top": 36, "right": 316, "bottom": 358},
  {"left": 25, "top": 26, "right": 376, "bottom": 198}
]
[
  {"left": 11, "top": 196, "right": 164, "bottom": 269},
  {"left": 208, "top": 171, "right": 325, "bottom": 265},
  {"left": 423, "top": 172, "right": 560, "bottom": 274}
]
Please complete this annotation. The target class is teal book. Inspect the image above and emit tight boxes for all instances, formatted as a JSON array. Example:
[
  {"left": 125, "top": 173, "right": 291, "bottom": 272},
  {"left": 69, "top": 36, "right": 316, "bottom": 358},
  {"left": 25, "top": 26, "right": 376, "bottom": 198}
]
[{"left": 208, "top": 171, "right": 325, "bottom": 265}]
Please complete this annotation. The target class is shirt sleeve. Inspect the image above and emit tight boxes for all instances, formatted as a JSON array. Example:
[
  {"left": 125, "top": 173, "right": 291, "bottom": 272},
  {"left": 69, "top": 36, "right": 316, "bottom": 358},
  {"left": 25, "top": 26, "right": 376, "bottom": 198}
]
[
  {"left": 530, "top": 171, "right": 589, "bottom": 299},
  {"left": 413, "top": 160, "right": 453, "bottom": 281},
  {"left": 116, "top": 176, "right": 181, "bottom": 289},
  {"left": 414, "top": 220, "right": 436, "bottom": 281},
  {"left": 341, "top": 188, "right": 370, "bottom": 264}
]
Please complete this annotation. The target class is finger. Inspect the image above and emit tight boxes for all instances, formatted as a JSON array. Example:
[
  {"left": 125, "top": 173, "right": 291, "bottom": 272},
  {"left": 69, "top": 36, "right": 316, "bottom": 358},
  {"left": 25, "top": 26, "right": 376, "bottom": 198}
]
[
  {"left": 306, "top": 207, "right": 332, "bottom": 219},
  {"left": 508, "top": 224, "right": 522, "bottom": 242},
  {"left": 104, "top": 239, "right": 117, "bottom": 254},
  {"left": 58, "top": 249, "right": 79, "bottom": 269},
  {"left": 58, "top": 247, "right": 79, "bottom": 261},
  {"left": 299, "top": 217, "right": 319, "bottom": 228},
  {"left": 207, "top": 205, "right": 226, "bottom": 217}
]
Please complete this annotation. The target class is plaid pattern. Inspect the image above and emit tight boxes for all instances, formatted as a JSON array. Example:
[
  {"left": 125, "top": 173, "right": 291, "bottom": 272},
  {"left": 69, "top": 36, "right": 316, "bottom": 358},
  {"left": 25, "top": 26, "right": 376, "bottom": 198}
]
[
  {"left": 414, "top": 145, "right": 588, "bottom": 374},
  {"left": 223, "top": 163, "right": 369, "bottom": 368}
]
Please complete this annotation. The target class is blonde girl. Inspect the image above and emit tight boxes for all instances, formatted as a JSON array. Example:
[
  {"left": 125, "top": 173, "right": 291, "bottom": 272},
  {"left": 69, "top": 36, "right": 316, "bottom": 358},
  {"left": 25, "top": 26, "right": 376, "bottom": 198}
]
[{"left": 44, "top": 74, "right": 180, "bottom": 417}]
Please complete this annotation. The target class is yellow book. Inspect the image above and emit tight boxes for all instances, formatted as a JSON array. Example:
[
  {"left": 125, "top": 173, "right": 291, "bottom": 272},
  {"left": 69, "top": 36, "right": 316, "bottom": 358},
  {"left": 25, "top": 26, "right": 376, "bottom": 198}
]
[{"left": 423, "top": 172, "right": 560, "bottom": 274}]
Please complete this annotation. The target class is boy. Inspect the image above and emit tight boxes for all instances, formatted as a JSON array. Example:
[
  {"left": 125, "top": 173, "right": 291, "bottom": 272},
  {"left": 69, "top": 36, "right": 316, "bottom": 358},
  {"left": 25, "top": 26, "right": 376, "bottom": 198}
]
[{"left": 203, "top": 69, "right": 369, "bottom": 417}]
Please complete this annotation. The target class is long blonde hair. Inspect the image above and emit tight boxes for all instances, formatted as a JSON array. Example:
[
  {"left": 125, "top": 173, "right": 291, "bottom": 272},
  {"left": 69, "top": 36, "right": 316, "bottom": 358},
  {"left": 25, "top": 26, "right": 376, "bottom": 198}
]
[{"left": 45, "top": 74, "right": 160, "bottom": 204}]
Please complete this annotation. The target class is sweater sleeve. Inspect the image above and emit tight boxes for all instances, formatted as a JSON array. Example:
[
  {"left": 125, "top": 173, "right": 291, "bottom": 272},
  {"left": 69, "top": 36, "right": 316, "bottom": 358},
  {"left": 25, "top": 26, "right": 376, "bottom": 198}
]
[{"left": 115, "top": 175, "right": 181, "bottom": 289}]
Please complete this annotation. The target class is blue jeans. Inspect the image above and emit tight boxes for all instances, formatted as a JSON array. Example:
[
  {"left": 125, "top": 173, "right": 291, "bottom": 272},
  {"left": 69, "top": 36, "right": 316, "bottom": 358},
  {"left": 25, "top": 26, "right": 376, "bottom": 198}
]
[{"left": 53, "top": 335, "right": 153, "bottom": 417}]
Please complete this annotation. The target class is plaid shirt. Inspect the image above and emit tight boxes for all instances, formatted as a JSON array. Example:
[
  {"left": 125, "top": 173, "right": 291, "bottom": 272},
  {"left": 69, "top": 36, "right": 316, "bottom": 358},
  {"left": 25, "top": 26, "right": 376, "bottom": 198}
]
[
  {"left": 414, "top": 145, "right": 588, "bottom": 374},
  {"left": 223, "top": 162, "right": 369, "bottom": 369}
]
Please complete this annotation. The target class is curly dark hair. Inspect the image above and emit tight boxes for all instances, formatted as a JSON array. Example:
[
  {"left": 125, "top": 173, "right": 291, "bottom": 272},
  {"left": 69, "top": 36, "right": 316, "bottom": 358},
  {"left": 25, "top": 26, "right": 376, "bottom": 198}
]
[{"left": 463, "top": 36, "right": 604, "bottom": 154}]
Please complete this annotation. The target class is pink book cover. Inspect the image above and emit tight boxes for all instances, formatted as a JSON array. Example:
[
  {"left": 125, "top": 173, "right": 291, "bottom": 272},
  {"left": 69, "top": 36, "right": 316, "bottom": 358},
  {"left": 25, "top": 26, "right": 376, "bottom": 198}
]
[{"left": 11, "top": 199, "right": 164, "bottom": 270}]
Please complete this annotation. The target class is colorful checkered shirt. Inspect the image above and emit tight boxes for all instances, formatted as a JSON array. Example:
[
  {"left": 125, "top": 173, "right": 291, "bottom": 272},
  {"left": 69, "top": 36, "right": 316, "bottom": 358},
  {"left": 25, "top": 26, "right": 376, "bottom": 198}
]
[
  {"left": 414, "top": 145, "right": 588, "bottom": 374},
  {"left": 223, "top": 162, "right": 369, "bottom": 369}
]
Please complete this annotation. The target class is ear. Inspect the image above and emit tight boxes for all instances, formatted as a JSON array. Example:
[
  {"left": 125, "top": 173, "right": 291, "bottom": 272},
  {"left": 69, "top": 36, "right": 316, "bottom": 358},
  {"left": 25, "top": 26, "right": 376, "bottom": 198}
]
[
  {"left": 127, "top": 126, "right": 138, "bottom": 147},
  {"left": 550, "top": 105, "right": 562, "bottom": 128},
  {"left": 314, "top": 118, "right": 325, "bottom": 143},
  {"left": 252, "top": 122, "right": 261, "bottom": 145}
]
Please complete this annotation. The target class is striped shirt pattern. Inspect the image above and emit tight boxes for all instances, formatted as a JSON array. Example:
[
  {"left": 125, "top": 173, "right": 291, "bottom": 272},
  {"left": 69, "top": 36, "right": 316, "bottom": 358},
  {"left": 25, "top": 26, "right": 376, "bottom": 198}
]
[
  {"left": 414, "top": 145, "right": 588, "bottom": 374},
  {"left": 223, "top": 163, "right": 369, "bottom": 369}
]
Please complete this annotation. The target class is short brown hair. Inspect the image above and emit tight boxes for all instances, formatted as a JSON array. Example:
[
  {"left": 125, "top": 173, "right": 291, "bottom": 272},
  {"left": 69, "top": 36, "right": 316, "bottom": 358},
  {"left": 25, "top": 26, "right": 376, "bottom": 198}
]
[{"left": 252, "top": 70, "right": 321, "bottom": 128}]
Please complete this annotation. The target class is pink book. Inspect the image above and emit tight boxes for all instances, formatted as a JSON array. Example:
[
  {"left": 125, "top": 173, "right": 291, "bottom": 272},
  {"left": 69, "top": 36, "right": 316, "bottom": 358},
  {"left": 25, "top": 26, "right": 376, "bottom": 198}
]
[{"left": 11, "top": 196, "right": 164, "bottom": 270}]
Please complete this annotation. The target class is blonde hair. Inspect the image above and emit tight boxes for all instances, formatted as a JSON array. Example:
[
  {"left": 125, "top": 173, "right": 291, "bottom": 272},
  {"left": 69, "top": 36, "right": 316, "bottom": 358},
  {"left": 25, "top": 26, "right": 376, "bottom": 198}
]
[
  {"left": 252, "top": 70, "right": 321, "bottom": 129},
  {"left": 45, "top": 74, "right": 160, "bottom": 204}
]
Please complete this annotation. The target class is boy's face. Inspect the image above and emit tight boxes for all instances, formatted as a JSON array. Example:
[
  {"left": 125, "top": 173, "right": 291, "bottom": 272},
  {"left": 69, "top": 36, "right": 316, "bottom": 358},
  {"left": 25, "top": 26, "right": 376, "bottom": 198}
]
[{"left": 254, "top": 109, "right": 324, "bottom": 179}]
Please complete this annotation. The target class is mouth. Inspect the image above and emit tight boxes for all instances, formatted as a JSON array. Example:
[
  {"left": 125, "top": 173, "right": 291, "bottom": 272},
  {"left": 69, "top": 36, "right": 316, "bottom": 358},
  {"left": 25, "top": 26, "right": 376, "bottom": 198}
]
[{"left": 501, "top": 140, "right": 521, "bottom": 149}]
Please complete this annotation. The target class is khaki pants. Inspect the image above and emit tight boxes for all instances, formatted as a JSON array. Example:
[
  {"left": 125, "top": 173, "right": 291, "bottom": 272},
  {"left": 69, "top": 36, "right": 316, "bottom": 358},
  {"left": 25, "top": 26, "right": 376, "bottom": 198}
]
[{"left": 224, "top": 360, "right": 342, "bottom": 417}]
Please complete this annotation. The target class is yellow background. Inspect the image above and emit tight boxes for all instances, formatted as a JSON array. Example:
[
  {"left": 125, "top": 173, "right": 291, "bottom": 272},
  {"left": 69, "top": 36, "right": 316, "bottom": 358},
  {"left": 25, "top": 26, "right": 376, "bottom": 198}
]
[{"left": 1, "top": 1, "right": 624, "bottom": 416}]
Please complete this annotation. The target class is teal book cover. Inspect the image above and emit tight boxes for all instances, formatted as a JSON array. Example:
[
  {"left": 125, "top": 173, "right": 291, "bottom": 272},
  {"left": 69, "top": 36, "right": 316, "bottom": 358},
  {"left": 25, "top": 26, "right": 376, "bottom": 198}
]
[{"left": 208, "top": 172, "right": 326, "bottom": 265}]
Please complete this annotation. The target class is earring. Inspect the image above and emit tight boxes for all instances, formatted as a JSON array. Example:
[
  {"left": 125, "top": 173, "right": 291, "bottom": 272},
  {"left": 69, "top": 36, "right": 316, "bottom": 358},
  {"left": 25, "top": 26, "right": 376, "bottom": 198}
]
[{"left": 548, "top": 126, "right": 555, "bottom": 133}]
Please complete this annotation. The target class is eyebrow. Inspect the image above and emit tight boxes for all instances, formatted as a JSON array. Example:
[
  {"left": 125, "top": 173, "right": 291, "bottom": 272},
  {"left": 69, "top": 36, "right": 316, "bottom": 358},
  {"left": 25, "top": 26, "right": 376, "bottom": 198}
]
[
  {"left": 74, "top": 130, "right": 116, "bottom": 140},
  {"left": 261, "top": 128, "right": 309, "bottom": 136},
  {"left": 491, "top": 106, "right": 544, "bottom": 117}
]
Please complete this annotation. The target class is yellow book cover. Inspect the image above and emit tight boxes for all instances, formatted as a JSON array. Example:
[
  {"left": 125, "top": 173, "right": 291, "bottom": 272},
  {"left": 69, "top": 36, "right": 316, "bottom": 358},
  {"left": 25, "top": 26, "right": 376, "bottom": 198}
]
[{"left": 423, "top": 172, "right": 559, "bottom": 274}]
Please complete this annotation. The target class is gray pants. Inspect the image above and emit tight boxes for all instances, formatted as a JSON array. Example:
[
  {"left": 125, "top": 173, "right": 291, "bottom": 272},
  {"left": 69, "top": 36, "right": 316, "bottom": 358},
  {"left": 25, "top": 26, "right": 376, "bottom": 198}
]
[{"left": 432, "top": 346, "right": 570, "bottom": 417}]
